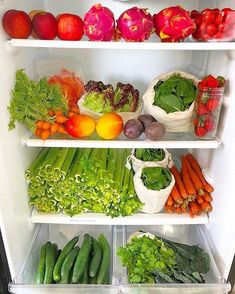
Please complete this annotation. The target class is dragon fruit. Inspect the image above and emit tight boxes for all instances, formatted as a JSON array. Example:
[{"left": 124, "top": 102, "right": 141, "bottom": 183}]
[
  {"left": 116, "top": 7, "right": 154, "bottom": 42},
  {"left": 153, "top": 6, "right": 196, "bottom": 42},
  {"left": 84, "top": 4, "right": 115, "bottom": 41}
]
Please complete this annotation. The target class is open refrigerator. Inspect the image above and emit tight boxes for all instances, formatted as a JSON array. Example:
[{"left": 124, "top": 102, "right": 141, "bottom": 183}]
[{"left": 0, "top": 0, "right": 235, "bottom": 293}]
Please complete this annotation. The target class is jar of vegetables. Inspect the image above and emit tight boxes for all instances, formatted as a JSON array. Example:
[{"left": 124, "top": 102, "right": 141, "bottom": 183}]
[{"left": 193, "top": 76, "right": 225, "bottom": 139}]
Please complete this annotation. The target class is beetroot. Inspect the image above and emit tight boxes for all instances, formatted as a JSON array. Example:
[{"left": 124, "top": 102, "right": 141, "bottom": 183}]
[
  {"left": 153, "top": 6, "right": 196, "bottom": 42},
  {"left": 84, "top": 4, "right": 115, "bottom": 41},
  {"left": 116, "top": 7, "right": 154, "bottom": 42}
]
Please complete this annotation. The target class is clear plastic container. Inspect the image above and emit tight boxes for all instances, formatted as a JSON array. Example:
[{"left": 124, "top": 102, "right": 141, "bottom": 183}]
[
  {"left": 191, "top": 9, "right": 235, "bottom": 42},
  {"left": 193, "top": 87, "right": 224, "bottom": 139},
  {"left": 9, "top": 225, "right": 230, "bottom": 294}
]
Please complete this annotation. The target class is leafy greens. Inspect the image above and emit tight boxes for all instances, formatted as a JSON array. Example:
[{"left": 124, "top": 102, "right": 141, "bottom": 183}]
[
  {"left": 118, "top": 233, "right": 210, "bottom": 284},
  {"left": 135, "top": 149, "right": 165, "bottom": 162},
  {"left": 141, "top": 167, "right": 172, "bottom": 190},
  {"left": 153, "top": 74, "right": 196, "bottom": 113}
]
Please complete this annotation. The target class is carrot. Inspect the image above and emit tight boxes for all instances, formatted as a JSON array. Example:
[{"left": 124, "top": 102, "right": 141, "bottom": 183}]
[
  {"left": 184, "top": 157, "right": 205, "bottom": 195},
  {"left": 36, "top": 120, "right": 43, "bottom": 128},
  {"left": 181, "top": 156, "right": 197, "bottom": 198},
  {"left": 189, "top": 201, "right": 201, "bottom": 216},
  {"left": 181, "top": 206, "right": 187, "bottom": 213},
  {"left": 48, "top": 109, "right": 55, "bottom": 116},
  {"left": 41, "top": 121, "right": 51, "bottom": 130},
  {"left": 57, "top": 126, "right": 67, "bottom": 134},
  {"left": 166, "top": 195, "right": 174, "bottom": 206},
  {"left": 196, "top": 195, "right": 204, "bottom": 205},
  {"left": 34, "top": 128, "right": 41, "bottom": 137},
  {"left": 69, "top": 105, "right": 79, "bottom": 113},
  {"left": 164, "top": 204, "right": 174, "bottom": 213},
  {"left": 175, "top": 207, "right": 182, "bottom": 214},
  {"left": 200, "top": 201, "right": 213, "bottom": 212},
  {"left": 202, "top": 191, "right": 213, "bottom": 202},
  {"left": 185, "top": 153, "right": 214, "bottom": 193},
  {"left": 68, "top": 111, "right": 76, "bottom": 118},
  {"left": 55, "top": 115, "right": 68, "bottom": 124},
  {"left": 171, "top": 185, "right": 183, "bottom": 204},
  {"left": 54, "top": 109, "right": 63, "bottom": 116},
  {"left": 50, "top": 123, "right": 59, "bottom": 133},
  {"left": 40, "top": 130, "right": 51, "bottom": 140},
  {"left": 170, "top": 166, "right": 188, "bottom": 199}
]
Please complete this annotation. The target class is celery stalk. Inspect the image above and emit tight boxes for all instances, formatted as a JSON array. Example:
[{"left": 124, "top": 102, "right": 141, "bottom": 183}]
[
  {"left": 107, "top": 149, "right": 118, "bottom": 176},
  {"left": 43, "top": 148, "right": 61, "bottom": 169},
  {"left": 61, "top": 148, "right": 77, "bottom": 175},
  {"left": 69, "top": 149, "right": 81, "bottom": 179},
  {"left": 25, "top": 148, "right": 49, "bottom": 181},
  {"left": 114, "top": 149, "right": 127, "bottom": 192}
]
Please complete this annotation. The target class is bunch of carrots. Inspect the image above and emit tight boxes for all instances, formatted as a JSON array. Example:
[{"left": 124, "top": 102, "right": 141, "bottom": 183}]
[
  {"left": 165, "top": 153, "right": 214, "bottom": 218},
  {"left": 34, "top": 105, "right": 79, "bottom": 140}
]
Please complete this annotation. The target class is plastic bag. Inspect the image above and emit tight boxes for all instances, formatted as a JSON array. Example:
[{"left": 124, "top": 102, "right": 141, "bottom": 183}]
[
  {"left": 78, "top": 93, "right": 142, "bottom": 123},
  {"left": 134, "top": 165, "right": 175, "bottom": 213},
  {"left": 143, "top": 70, "right": 199, "bottom": 132}
]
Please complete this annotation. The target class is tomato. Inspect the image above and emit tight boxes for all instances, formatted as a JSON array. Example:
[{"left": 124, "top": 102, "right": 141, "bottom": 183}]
[
  {"left": 213, "top": 32, "right": 223, "bottom": 39},
  {"left": 222, "top": 8, "right": 232, "bottom": 14},
  {"left": 203, "top": 13, "right": 215, "bottom": 24},
  {"left": 202, "top": 8, "right": 211, "bottom": 14},
  {"left": 218, "top": 23, "right": 226, "bottom": 32},
  {"left": 206, "top": 98, "right": 220, "bottom": 111},
  {"left": 195, "top": 15, "right": 203, "bottom": 25},
  {"left": 195, "top": 126, "right": 207, "bottom": 137},
  {"left": 191, "top": 10, "right": 199, "bottom": 19},
  {"left": 206, "top": 23, "right": 217, "bottom": 35},
  {"left": 198, "top": 22, "right": 207, "bottom": 34},
  {"left": 197, "top": 103, "right": 209, "bottom": 116},
  {"left": 194, "top": 117, "right": 199, "bottom": 127},
  {"left": 204, "top": 115, "right": 215, "bottom": 132},
  {"left": 224, "top": 12, "right": 235, "bottom": 26},
  {"left": 215, "top": 14, "right": 223, "bottom": 25},
  {"left": 211, "top": 8, "right": 220, "bottom": 14}
]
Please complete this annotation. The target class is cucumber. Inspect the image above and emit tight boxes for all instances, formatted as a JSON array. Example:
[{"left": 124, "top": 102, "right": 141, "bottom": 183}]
[
  {"left": 72, "top": 234, "right": 92, "bottom": 283},
  {"left": 44, "top": 242, "right": 56, "bottom": 284},
  {"left": 89, "top": 275, "right": 97, "bottom": 284},
  {"left": 104, "top": 270, "right": 110, "bottom": 285},
  {"left": 96, "top": 234, "right": 111, "bottom": 285},
  {"left": 35, "top": 244, "right": 46, "bottom": 284},
  {"left": 89, "top": 237, "right": 102, "bottom": 278},
  {"left": 56, "top": 249, "right": 62, "bottom": 260},
  {"left": 80, "top": 260, "right": 89, "bottom": 284},
  {"left": 53, "top": 236, "right": 79, "bottom": 282},
  {"left": 60, "top": 246, "right": 79, "bottom": 284}
]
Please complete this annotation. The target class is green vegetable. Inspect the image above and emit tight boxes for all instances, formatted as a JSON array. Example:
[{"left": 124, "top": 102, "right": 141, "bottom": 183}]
[
  {"left": 72, "top": 234, "right": 92, "bottom": 283},
  {"left": 153, "top": 74, "right": 196, "bottom": 113},
  {"left": 118, "top": 233, "right": 210, "bottom": 285},
  {"left": 53, "top": 236, "right": 79, "bottom": 282},
  {"left": 44, "top": 242, "right": 56, "bottom": 284},
  {"left": 96, "top": 234, "right": 111, "bottom": 285},
  {"left": 27, "top": 148, "right": 142, "bottom": 218},
  {"left": 8, "top": 70, "right": 67, "bottom": 132},
  {"left": 35, "top": 244, "right": 46, "bottom": 284},
  {"left": 60, "top": 246, "right": 79, "bottom": 284},
  {"left": 141, "top": 167, "right": 172, "bottom": 190},
  {"left": 89, "top": 237, "right": 103, "bottom": 278},
  {"left": 89, "top": 275, "right": 97, "bottom": 284},
  {"left": 80, "top": 261, "right": 90, "bottom": 284},
  {"left": 135, "top": 149, "right": 165, "bottom": 162}
]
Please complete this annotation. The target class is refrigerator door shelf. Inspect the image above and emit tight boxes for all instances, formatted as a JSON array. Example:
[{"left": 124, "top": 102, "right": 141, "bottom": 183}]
[
  {"left": 21, "top": 132, "right": 221, "bottom": 149},
  {"left": 9, "top": 224, "right": 231, "bottom": 294}
]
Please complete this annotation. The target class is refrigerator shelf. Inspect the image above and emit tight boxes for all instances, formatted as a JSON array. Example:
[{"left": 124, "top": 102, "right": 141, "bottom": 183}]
[
  {"left": 7, "top": 39, "right": 235, "bottom": 51},
  {"left": 21, "top": 132, "right": 221, "bottom": 149},
  {"left": 9, "top": 224, "right": 231, "bottom": 294},
  {"left": 30, "top": 208, "right": 209, "bottom": 225}
]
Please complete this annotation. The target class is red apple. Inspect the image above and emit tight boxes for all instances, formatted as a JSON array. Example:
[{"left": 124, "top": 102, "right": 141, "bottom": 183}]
[
  {"left": 57, "top": 13, "right": 84, "bottom": 41},
  {"left": 32, "top": 12, "right": 57, "bottom": 40},
  {"left": 2, "top": 9, "right": 32, "bottom": 39}
]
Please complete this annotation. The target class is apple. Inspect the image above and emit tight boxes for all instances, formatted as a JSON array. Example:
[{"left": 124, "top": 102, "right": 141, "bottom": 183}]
[
  {"left": 2, "top": 9, "right": 32, "bottom": 39},
  {"left": 57, "top": 13, "right": 84, "bottom": 41},
  {"left": 32, "top": 12, "right": 57, "bottom": 40},
  {"left": 29, "top": 10, "right": 44, "bottom": 38}
]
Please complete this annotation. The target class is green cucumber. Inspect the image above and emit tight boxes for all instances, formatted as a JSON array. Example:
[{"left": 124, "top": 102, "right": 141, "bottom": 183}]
[
  {"left": 89, "top": 275, "right": 97, "bottom": 284},
  {"left": 104, "top": 270, "right": 110, "bottom": 285},
  {"left": 89, "top": 237, "right": 102, "bottom": 278},
  {"left": 35, "top": 244, "right": 46, "bottom": 284},
  {"left": 80, "top": 261, "right": 89, "bottom": 284},
  {"left": 72, "top": 234, "right": 92, "bottom": 283},
  {"left": 53, "top": 236, "right": 79, "bottom": 282},
  {"left": 44, "top": 242, "right": 56, "bottom": 284},
  {"left": 96, "top": 234, "right": 111, "bottom": 285},
  {"left": 60, "top": 246, "right": 79, "bottom": 284}
]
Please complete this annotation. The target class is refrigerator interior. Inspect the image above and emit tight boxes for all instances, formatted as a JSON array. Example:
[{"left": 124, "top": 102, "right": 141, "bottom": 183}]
[{"left": 0, "top": 0, "right": 234, "bottom": 292}]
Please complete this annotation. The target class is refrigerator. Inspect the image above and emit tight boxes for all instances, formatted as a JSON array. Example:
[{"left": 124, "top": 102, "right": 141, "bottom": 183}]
[{"left": 0, "top": 0, "right": 235, "bottom": 293}]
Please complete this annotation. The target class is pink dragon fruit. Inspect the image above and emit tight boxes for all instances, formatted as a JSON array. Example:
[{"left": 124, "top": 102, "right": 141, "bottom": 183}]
[
  {"left": 116, "top": 7, "right": 154, "bottom": 42},
  {"left": 84, "top": 4, "right": 115, "bottom": 41},
  {"left": 153, "top": 6, "right": 196, "bottom": 42}
]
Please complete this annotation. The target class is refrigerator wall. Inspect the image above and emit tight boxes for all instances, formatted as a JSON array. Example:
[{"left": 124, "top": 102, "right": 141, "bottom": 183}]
[{"left": 0, "top": 0, "right": 234, "bottom": 288}]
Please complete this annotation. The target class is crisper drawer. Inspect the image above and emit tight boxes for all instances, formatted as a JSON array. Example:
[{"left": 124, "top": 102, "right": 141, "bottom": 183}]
[
  {"left": 9, "top": 224, "right": 119, "bottom": 294},
  {"left": 116, "top": 225, "right": 231, "bottom": 294}
]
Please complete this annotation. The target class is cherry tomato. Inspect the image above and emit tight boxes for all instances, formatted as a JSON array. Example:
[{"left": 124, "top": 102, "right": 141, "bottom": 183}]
[
  {"left": 195, "top": 15, "right": 203, "bottom": 25},
  {"left": 224, "top": 12, "right": 235, "bottom": 26},
  {"left": 215, "top": 14, "right": 223, "bottom": 25},
  {"left": 218, "top": 23, "right": 226, "bottom": 32},
  {"left": 203, "top": 13, "right": 215, "bottom": 24},
  {"left": 213, "top": 32, "right": 222, "bottom": 39},
  {"left": 206, "top": 23, "right": 217, "bottom": 35},
  {"left": 211, "top": 8, "right": 220, "bottom": 14},
  {"left": 198, "top": 22, "right": 207, "bottom": 34},
  {"left": 195, "top": 126, "right": 207, "bottom": 137},
  {"left": 202, "top": 8, "right": 211, "bottom": 14},
  {"left": 222, "top": 8, "right": 232, "bottom": 14},
  {"left": 191, "top": 10, "right": 198, "bottom": 19}
]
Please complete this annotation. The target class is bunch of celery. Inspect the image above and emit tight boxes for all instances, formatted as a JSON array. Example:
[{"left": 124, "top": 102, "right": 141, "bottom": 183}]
[{"left": 26, "top": 148, "right": 142, "bottom": 217}]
